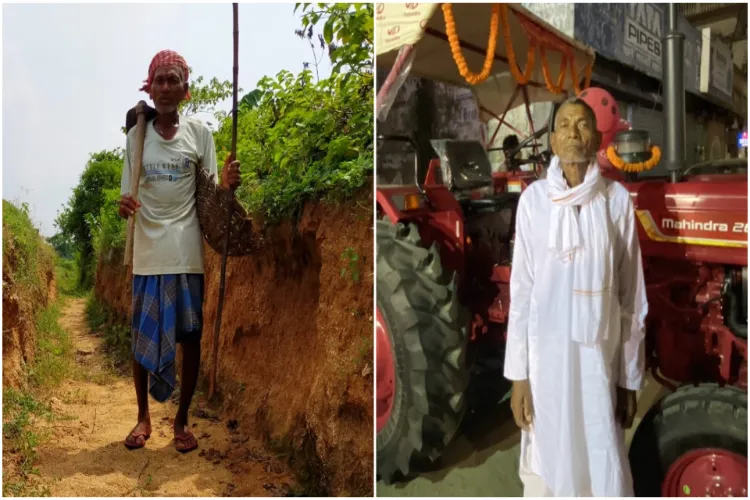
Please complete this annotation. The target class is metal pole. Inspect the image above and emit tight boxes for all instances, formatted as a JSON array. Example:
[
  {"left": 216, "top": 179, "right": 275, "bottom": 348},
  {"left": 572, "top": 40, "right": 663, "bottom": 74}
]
[
  {"left": 663, "top": 4, "right": 686, "bottom": 183},
  {"left": 209, "top": 2, "right": 239, "bottom": 401}
]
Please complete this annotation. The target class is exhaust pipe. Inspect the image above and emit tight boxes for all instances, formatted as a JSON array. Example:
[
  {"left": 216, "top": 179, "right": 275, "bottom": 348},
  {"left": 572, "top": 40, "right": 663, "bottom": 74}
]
[{"left": 663, "top": 4, "right": 686, "bottom": 183}]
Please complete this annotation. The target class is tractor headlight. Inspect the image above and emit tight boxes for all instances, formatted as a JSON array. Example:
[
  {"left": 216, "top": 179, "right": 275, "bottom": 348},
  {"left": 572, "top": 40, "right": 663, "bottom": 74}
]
[{"left": 612, "top": 130, "right": 653, "bottom": 163}]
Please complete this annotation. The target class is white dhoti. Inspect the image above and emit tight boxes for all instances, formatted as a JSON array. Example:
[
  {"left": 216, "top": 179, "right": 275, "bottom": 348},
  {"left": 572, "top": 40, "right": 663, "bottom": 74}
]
[
  {"left": 521, "top": 469, "right": 553, "bottom": 497},
  {"left": 504, "top": 159, "right": 648, "bottom": 497},
  {"left": 519, "top": 430, "right": 553, "bottom": 497}
]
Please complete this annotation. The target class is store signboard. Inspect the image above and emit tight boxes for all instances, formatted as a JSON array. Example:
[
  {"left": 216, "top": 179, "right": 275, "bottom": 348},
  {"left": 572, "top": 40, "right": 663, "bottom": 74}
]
[
  {"left": 700, "top": 28, "right": 734, "bottom": 103},
  {"left": 573, "top": 3, "right": 702, "bottom": 94}
]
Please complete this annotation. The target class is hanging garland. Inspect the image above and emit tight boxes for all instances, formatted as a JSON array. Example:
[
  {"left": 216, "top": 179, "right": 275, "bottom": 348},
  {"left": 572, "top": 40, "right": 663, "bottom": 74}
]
[
  {"left": 570, "top": 55, "right": 593, "bottom": 94},
  {"left": 539, "top": 46, "right": 567, "bottom": 94},
  {"left": 498, "top": 4, "right": 535, "bottom": 85},
  {"left": 442, "top": 3, "right": 500, "bottom": 85},
  {"left": 443, "top": 3, "right": 594, "bottom": 94},
  {"left": 606, "top": 145, "right": 662, "bottom": 173}
]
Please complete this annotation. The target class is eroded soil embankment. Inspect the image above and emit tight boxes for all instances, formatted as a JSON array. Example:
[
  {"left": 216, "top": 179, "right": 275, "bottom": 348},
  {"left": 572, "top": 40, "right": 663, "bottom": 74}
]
[
  {"left": 94, "top": 189, "right": 374, "bottom": 496},
  {"left": 2, "top": 235, "right": 56, "bottom": 390}
]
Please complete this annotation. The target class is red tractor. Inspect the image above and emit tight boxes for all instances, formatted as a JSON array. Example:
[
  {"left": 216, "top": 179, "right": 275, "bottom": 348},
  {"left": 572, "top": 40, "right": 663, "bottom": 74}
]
[{"left": 375, "top": 3, "right": 747, "bottom": 496}]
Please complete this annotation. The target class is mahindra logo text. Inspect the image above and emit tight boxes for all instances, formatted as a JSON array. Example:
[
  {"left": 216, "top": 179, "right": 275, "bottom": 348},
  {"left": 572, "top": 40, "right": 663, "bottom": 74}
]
[{"left": 662, "top": 217, "right": 748, "bottom": 234}]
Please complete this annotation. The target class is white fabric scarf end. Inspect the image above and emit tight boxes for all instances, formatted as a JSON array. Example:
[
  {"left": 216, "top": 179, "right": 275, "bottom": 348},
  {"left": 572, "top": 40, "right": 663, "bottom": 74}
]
[{"left": 547, "top": 157, "right": 614, "bottom": 345}]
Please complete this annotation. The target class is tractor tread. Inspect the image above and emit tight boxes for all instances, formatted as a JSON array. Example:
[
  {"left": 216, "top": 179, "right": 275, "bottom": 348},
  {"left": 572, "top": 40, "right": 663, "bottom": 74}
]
[
  {"left": 629, "top": 383, "right": 747, "bottom": 496},
  {"left": 376, "top": 220, "right": 469, "bottom": 484}
]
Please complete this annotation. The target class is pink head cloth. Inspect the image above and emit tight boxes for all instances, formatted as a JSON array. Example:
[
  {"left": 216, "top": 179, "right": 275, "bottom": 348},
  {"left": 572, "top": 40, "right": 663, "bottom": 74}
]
[{"left": 140, "top": 49, "right": 191, "bottom": 100}]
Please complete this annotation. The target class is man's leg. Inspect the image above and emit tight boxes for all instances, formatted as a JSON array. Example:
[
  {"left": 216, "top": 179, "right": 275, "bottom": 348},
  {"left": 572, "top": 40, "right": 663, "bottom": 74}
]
[
  {"left": 174, "top": 336, "right": 200, "bottom": 451},
  {"left": 126, "top": 274, "right": 152, "bottom": 449},
  {"left": 125, "top": 357, "right": 152, "bottom": 448}
]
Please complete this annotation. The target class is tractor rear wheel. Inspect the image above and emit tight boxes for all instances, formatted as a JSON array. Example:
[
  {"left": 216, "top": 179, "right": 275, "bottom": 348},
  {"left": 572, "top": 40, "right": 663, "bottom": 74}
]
[
  {"left": 376, "top": 220, "right": 469, "bottom": 483},
  {"left": 629, "top": 383, "right": 747, "bottom": 497}
]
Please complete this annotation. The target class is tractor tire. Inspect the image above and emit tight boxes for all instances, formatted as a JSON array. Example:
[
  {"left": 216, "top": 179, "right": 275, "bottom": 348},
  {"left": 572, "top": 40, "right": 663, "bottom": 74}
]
[
  {"left": 376, "top": 220, "right": 469, "bottom": 483},
  {"left": 629, "top": 383, "right": 747, "bottom": 497}
]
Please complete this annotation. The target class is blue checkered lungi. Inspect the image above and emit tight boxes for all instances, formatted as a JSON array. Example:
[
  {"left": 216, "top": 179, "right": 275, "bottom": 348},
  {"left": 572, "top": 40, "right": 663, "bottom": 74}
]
[{"left": 131, "top": 274, "right": 204, "bottom": 403}]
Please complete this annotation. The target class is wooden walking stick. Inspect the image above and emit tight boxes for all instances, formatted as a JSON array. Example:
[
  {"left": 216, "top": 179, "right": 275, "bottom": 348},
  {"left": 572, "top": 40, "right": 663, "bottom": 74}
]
[
  {"left": 209, "top": 2, "right": 239, "bottom": 400},
  {"left": 124, "top": 101, "right": 148, "bottom": 267}
]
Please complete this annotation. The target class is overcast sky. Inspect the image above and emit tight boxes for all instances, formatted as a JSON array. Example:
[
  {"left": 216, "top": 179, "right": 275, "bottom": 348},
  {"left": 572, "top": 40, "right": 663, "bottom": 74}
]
[{"left": 3, "top": 2, "right": 332, "bottom": 236}]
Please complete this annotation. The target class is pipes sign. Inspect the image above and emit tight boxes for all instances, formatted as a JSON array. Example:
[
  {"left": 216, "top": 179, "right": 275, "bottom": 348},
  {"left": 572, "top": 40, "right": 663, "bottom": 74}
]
[
  {"left": 624, "top": 4, "right": 661, "bottom": 74},
  {"left": 574, "top": 4, "right": 703, "bottom": 95}
]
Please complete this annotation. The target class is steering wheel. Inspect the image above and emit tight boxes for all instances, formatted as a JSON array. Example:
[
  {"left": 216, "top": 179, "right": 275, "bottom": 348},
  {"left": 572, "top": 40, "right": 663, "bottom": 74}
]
[
  {"left": 499, "top": 127, "right": 552, "bottom": 175},
  {"left": 504, "top": 127, "right": 548, "bottom": 159}
]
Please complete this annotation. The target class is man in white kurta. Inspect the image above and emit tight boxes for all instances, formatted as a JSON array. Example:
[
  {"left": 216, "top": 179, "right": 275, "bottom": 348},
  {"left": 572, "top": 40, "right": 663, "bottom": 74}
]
[{"left": 504, "top": 98, "right": 648, "bottom": 497}]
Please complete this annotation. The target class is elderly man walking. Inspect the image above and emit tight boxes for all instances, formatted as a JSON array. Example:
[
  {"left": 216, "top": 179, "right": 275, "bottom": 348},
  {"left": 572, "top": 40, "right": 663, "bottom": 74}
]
[
  {"left": 119, "top": 50, "right": 241, "bottom": 453},
  {"left": 504, "top": 98, "right": 648, "bottom": 496}
]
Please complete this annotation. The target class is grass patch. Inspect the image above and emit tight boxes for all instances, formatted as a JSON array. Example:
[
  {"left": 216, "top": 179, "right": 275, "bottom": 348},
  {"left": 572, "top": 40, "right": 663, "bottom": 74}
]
[
  {"left": 2, "top": 388, "right": 52, "bottom": 497},
  {"left": 354, "top": 333, "right": 373, "bottom": 372},
  {"left": 27, "top": 304, "right": 74, "bottom": 390},
  {"left": 85, "top": 295, "right": 131, "bottom": 370},
  {"left": 3, "top": 300, "right": 73, "bottom": 497},
  {"left": 1, "top": 199, "right": 76, "bottom": 496},
  {"left": 54, "top": 258, "right": 85, "bottom": 298},
  {"left": 339, "top": 247, "right": 361, "bottom": 283}
]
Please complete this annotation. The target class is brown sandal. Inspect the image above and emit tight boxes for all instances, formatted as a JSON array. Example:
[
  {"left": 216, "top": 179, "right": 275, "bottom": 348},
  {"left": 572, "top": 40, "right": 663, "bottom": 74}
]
[
  {"left": 124, "top": 431, "right": 150, "bottom": 450},
  {"left": 174, "top": 430, "right": 198, "bottom": 453}
]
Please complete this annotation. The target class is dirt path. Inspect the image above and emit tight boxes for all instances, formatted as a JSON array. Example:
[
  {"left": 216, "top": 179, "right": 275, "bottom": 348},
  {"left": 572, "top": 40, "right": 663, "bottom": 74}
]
[{"left": 29, "top": 298, "right": 295, "bottom": 497}]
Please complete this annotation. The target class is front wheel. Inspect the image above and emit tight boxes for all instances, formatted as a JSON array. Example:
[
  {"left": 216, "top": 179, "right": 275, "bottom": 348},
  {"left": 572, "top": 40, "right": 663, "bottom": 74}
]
[
  {"left": 629, "top": 383, "right": 747, "bottom": 497},
  {"left": 376, "top": 220, "right": 469, "bottom": 483}
]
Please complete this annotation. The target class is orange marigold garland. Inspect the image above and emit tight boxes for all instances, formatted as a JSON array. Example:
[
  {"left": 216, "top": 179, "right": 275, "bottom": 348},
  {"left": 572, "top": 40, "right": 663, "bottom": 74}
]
[
  {"left": 606, "top": 145, "right": 662, "bottom": 173},
  {"left": 498, "top": 4, "right": 536, "bottom": 85},
  {"left": 443, "top": 3, "right": 499, "bottom": 85},
  {"left": 539, "top": 46, "right": 567, "bottom": 94},
  {"left": 570, "top": 55, "right": 594, "bottom": 94},
  {"left": 444, "top": 2, "right": 593, "bottom": 94}
]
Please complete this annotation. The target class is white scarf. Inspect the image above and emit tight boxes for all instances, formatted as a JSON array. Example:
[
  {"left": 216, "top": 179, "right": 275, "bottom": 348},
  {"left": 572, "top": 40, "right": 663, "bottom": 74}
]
[{"left": 547, "top": 156, "right": 614, "bottom": 345}]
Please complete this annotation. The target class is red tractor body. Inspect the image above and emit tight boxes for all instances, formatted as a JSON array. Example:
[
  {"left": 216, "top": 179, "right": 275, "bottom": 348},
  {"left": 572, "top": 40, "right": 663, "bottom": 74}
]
[{"left": 627, "top": 175, "right": 748, "bottom": 390}]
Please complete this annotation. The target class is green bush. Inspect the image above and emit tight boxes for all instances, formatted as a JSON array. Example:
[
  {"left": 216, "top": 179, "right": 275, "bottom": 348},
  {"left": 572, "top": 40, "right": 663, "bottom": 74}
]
[
  {"left": 92, "top": 187, "right": 126, "bottom": 260},
  {"left": 2, "top": 201, "right": 54, "bottom": 294},
  {"left": 55, "top": 149, "right": 123, "bottom": 288},
  {"left": 55, "top": 258, "right": 83, "bottom": 297},
  {"left": 213, "top": 69, "right": 373, "bottom": 222}
]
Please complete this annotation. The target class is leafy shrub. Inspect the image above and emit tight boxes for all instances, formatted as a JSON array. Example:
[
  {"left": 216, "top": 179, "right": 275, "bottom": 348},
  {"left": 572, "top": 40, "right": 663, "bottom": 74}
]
[
  {"left": 214, "top": 68, "right": 373, "bottom": 222},
  {"left": 55, "top": 149, "right": 123, "bottom": 287},
  {"left": 92, "top": 187, "right": 126, "bottom": 260},
  {"left": 2, "top": 200, "right": 55, "bottom": 296}
]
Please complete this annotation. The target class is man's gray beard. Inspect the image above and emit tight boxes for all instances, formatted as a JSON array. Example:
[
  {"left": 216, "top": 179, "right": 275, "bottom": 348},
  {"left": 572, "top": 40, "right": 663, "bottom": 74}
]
[{"left": 557, "top": 152, "right": 595, "bottom": 164}]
